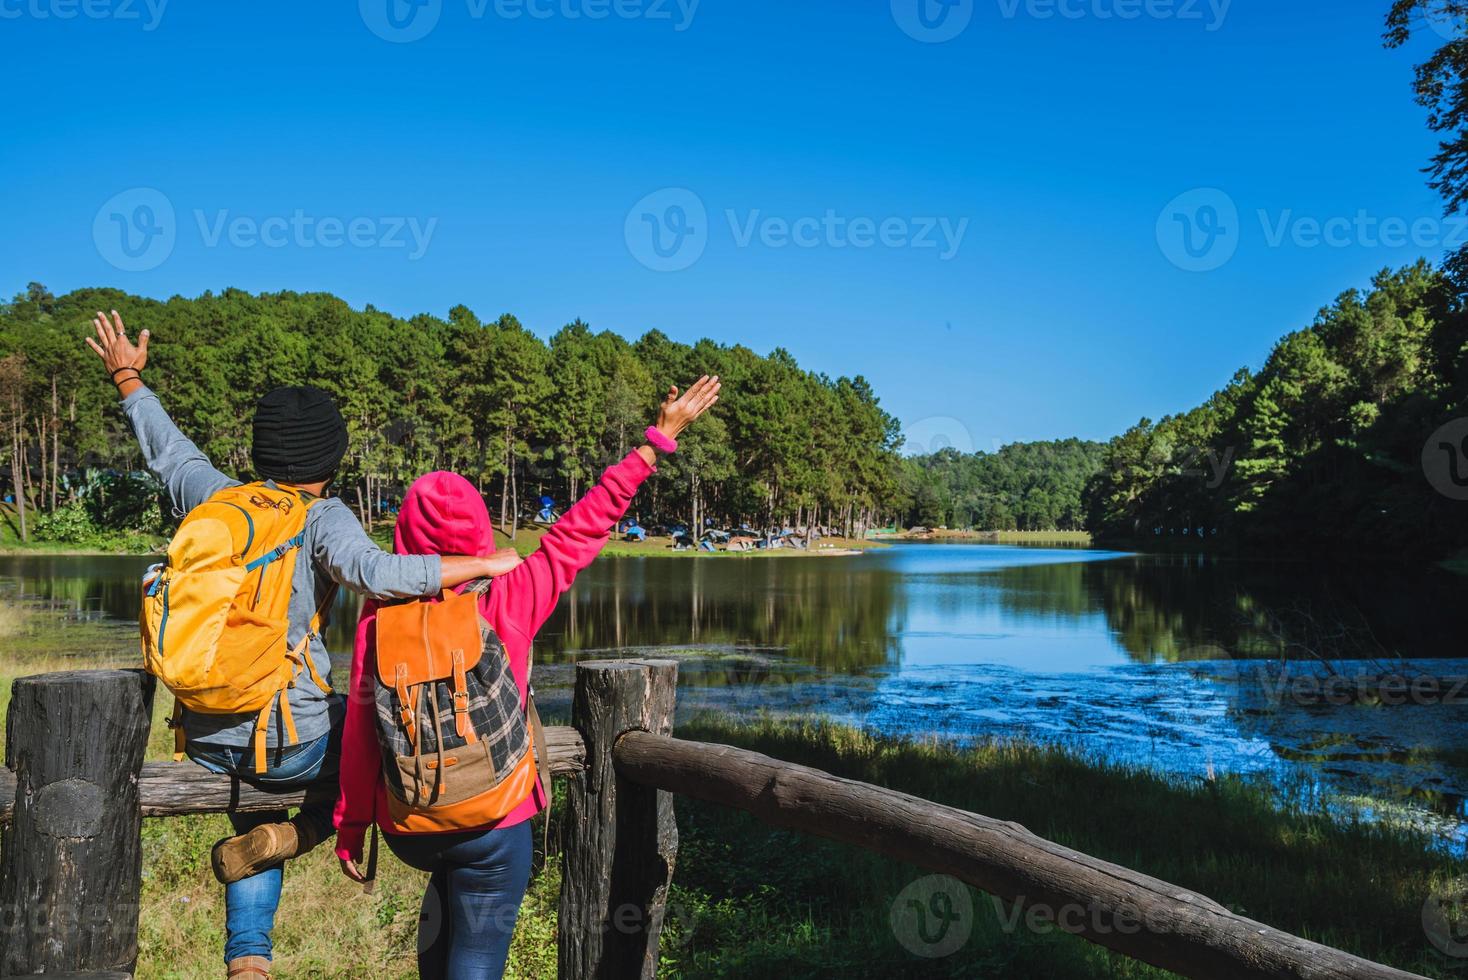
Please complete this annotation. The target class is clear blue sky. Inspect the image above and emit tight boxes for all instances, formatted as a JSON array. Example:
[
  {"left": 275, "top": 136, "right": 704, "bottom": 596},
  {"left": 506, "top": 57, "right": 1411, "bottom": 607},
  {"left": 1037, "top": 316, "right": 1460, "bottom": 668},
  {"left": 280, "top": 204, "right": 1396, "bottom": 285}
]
[{"left": 0, "top": 0, "right": 1451, "bottom": 451}]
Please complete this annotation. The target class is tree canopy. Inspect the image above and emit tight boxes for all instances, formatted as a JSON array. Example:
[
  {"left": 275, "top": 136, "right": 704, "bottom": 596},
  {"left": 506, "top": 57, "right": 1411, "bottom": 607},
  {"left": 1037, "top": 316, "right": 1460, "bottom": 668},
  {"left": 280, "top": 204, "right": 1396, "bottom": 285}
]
[
  {"left": 0, "top": 287, "right": 910, "bottom": 544},
  {"left": 1082, "top": 262, "right": 1468, "bottom": 558}
]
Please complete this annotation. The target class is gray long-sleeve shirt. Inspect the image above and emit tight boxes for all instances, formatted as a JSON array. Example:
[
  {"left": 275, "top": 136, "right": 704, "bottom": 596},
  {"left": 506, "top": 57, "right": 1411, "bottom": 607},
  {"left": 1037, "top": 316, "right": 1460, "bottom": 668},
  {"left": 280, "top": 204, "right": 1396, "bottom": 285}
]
[{"left": 123, "top": 386, "right": 443, "bottom": 749}]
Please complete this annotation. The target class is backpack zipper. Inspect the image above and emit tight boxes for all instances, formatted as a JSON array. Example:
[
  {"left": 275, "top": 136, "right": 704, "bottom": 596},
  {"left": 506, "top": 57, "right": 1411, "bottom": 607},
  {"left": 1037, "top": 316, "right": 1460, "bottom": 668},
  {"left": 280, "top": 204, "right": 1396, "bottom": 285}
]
[{"left": 157, "top": 579, "right": 172, "bottom": 656}]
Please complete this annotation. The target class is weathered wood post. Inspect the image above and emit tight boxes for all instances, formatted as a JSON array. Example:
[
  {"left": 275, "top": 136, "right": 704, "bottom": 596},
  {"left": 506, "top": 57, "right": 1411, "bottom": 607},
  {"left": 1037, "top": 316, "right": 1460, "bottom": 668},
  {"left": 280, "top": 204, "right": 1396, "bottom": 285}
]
[
  {"left": 558, "top": 660, "right": 678, "bottom": 980},
  {"left": 0, "top": 670, "right": 154, "bottom": 978}
]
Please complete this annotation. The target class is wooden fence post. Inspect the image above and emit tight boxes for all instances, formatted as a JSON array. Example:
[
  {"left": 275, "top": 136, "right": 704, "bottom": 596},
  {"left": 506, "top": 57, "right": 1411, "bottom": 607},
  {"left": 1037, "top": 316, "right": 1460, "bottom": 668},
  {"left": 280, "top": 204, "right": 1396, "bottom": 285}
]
[
  {"left": 558, "top": 660, "right": 678, "bottom": 980},
  {"left": 0, "top": 670, "right": 154, "bottom": 977}
]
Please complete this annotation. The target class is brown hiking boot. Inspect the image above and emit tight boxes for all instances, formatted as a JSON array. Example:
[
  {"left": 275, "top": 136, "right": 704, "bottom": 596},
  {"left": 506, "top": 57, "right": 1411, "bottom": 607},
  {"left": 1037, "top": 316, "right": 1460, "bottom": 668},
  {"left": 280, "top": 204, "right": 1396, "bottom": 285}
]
[
  {"left": 211, "top": 814, "right": 325, "bottom": 884},
  {"left": 226, "top": 955, "right": 272, "bottom": 979}
]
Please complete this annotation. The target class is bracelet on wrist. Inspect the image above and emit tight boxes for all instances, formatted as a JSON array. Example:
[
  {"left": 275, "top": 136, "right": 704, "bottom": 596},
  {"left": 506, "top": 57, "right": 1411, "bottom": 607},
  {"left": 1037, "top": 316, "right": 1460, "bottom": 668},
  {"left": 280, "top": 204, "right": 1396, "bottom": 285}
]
[
  {"left": 111, "top": 366, "right": 141, "bottom": 380},
  {"left": 645, "top": 425, "right": 677, "bottom": 454},
  {"left": 112, "top": 369, "right": 141, "bottom": 388}
]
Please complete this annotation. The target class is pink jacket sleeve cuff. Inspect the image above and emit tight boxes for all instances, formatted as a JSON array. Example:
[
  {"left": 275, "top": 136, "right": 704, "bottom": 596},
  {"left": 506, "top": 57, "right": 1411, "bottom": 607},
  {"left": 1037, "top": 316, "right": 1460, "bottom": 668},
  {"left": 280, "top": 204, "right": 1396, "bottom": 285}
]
[{"left": 335, "top": 827, "right": 366, "bottom": 863}]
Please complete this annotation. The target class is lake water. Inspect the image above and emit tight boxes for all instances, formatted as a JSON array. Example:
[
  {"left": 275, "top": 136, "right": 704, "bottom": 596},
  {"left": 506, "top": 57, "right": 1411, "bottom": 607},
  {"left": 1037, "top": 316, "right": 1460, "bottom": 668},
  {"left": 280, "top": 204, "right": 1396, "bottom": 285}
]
[{"left": 3, "top": 544, "right": 1465, "bottom": 846}]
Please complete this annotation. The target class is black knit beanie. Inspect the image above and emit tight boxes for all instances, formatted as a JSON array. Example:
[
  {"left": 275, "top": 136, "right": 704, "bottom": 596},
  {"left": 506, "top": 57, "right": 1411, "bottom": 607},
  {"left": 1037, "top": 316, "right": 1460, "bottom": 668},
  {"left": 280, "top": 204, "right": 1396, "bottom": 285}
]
[{"left": 251, "top": 386, "right": 349, "bottom": 485}]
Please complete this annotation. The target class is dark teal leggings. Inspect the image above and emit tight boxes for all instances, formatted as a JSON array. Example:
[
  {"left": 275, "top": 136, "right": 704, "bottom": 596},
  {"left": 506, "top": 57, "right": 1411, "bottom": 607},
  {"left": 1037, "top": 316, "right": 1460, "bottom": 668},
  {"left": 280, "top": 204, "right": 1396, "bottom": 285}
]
[{"left": 384, "top": 821, "right": 533, "bottom": 980}]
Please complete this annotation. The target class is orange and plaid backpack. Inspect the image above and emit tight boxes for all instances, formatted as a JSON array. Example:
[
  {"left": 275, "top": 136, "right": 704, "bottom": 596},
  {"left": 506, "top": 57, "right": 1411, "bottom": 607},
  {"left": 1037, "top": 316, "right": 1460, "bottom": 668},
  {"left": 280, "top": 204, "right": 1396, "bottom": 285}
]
[
  {"left": 371, "top": 580, "right": 546, "bottom": 833},
  {"left": 140, "top": 482, "right": 334, "bottom": 772}
]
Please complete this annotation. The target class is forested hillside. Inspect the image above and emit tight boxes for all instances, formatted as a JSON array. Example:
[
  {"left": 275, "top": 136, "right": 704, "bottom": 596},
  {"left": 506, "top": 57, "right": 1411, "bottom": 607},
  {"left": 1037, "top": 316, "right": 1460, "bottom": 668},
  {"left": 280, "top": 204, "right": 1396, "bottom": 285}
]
[
  {"left": 901, "top": 440, "right": 1107, "bottom": 531},
  {"left": 1083, "top": 262, "right": 1468, "bottom": 559},
  {"left": 6, "top": 265, "right": 1465, "bottom": 558},
  {"left": 0, "top": 284, "right": 906, "bottom": 543}
]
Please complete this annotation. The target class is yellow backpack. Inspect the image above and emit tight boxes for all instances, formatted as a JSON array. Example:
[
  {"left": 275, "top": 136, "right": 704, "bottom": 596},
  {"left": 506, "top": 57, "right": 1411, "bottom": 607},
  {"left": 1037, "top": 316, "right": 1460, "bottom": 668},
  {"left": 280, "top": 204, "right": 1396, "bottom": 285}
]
[{"left": 141, "top": 482, "right": 333, "bottom": 772}]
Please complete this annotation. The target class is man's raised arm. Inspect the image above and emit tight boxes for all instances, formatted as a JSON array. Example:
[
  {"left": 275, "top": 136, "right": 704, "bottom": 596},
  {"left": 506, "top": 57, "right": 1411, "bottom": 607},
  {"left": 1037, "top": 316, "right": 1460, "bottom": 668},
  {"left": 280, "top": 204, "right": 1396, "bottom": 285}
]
[{"left": 87, "top": 310, "right": 234, "bottom": 515}]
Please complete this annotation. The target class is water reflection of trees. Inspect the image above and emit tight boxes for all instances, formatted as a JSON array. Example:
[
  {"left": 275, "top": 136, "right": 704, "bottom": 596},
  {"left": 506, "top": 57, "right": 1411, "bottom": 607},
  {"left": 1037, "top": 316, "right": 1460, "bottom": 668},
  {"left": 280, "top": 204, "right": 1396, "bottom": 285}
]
[
  {"left": 0, "top": 555, "right": 153, "bottom": 621},
  {"left": 1083, "top": 554, "right": 1465, "bottom": 663},
  {"left": 539, "top": 558, "right": 906, "bottom": 672}
]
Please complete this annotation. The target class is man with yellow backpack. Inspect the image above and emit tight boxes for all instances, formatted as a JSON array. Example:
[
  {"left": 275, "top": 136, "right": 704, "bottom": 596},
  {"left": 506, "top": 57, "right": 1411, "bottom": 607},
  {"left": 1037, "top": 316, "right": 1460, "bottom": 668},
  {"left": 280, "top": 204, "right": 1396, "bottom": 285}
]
[{"left": 87, "top": 311, "right": 522, "bottom": 980}]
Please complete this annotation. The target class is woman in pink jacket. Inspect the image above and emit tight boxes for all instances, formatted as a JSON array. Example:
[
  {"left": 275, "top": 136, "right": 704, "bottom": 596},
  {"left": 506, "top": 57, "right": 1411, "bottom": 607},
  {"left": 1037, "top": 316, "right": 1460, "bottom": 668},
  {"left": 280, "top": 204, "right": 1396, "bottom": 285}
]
[{"left": 334, "top": 376, "right": 719, "bottom": 979}]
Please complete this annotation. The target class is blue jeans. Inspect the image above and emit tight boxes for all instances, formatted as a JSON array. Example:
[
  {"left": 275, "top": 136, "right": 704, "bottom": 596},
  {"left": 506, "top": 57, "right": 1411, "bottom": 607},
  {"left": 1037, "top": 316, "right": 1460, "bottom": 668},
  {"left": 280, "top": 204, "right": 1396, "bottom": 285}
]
[
  {"left": 384, "top": 822, "right": 534, "bottom": 980},
  {"left": 188, "top": 729, "right": 340, "bottom": 963}
]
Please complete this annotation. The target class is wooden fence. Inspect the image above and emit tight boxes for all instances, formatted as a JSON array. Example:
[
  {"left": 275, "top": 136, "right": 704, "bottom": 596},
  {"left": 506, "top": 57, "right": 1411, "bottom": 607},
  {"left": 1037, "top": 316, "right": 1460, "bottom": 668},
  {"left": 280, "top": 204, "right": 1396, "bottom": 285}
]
[{"left": 0, "top": 662, "right": 1431, "bottom": 980}]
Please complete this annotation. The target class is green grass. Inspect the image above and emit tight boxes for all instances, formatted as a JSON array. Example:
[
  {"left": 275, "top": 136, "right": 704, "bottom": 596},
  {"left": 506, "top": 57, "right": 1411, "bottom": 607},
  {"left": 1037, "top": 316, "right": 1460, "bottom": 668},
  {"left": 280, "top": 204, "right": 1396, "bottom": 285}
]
[{"left": 0, "top": 597, "right": 1460, "bottom": 978}]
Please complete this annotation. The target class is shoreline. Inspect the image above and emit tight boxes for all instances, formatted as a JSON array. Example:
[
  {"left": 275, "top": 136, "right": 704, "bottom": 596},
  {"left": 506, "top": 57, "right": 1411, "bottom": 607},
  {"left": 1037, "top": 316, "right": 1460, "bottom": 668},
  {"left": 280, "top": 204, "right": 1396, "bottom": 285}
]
[
  {"left": 876, "top": 528, "right": 1094, "bottom": 546},
  {"left": 0, "top": 533, "right": 889, "bottom": 561}
]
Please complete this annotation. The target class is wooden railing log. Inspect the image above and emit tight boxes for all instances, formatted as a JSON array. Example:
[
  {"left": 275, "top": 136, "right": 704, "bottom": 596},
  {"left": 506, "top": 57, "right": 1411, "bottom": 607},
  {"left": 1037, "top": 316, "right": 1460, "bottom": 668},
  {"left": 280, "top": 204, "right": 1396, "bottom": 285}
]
[
  {"left": 558, "top": 660, "right": 678, "bottom": 980},
  {"left": 0, "top": 670, "right": 154, "bottom": 977},
  {"left": 0, "top": 725, "right": 585, "bottom": 824},
  {"left": 612, "top": 731, "right": 1426, "bottom": 980}
]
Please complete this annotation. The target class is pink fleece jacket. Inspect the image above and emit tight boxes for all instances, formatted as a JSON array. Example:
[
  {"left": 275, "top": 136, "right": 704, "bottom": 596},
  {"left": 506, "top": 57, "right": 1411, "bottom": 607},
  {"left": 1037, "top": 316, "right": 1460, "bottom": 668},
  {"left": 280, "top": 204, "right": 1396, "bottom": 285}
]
[{"left": 333, "top": 451, "right": 655, "bottom": 862}]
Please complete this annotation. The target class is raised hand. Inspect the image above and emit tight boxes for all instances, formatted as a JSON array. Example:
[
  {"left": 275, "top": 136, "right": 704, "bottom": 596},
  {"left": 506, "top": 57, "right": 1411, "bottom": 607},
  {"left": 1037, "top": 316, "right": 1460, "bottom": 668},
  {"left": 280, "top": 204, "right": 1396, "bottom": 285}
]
[
  {"left": 655, "top": 375, "right": 721, "bottom": 441},
  {"left": 84, "top": 310, "right": 150, "bottom": 376}
]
